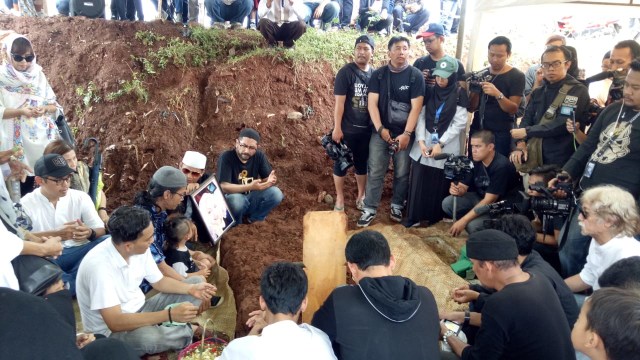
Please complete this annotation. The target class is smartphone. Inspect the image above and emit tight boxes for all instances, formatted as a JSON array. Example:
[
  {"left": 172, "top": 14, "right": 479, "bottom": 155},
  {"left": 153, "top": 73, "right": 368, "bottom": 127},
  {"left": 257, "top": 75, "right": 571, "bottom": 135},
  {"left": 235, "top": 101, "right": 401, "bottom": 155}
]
[{"left": 443, "top": 320, "right": 461, "bottom": 335}]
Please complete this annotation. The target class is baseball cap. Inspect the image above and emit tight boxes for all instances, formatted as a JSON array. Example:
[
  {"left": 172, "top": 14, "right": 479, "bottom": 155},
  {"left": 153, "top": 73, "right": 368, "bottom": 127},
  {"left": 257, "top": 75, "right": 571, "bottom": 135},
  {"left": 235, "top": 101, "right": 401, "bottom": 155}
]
[
  {"left": 416, "top": 23, "right": 445, "bottom": 39},
  {"left": 34, "top": 154, "right": 75, "bottom": 178},
  {"left": 355, "top": 35, "right": 375, "bottom": 50},
  {"left": 432, "top": 55, "right": 458, "bottom": 79}
]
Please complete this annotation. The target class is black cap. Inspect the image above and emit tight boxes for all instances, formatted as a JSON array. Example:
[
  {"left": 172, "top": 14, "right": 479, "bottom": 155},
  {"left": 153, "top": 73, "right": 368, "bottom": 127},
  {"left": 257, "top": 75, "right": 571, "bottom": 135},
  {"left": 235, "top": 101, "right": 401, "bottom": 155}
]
[
  {"left": 239, "top": 128, "right": 260, "bottom": 143},
  {"left": 466, "top": 229, "right": 518, "bottom": 261},
  {"left": 34, "top": 154, "right": 75, "bottom": 178},
  {"left": 355, "top": 35, "right": 375, "bottom": 50}
]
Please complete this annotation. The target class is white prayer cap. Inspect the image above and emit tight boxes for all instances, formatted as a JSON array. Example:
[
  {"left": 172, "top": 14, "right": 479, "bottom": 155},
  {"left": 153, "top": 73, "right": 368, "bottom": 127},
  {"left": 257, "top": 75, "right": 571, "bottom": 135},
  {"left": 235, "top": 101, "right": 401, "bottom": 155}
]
[{"left": 182, "top": 151, "right": 206, "bottom": 169}]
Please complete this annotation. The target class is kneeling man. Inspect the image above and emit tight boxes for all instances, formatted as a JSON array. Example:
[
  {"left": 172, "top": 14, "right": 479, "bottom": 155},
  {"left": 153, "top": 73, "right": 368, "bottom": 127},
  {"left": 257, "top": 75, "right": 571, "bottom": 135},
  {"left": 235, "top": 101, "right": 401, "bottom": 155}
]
[{"left": 76, "top": 206, "right": 217, "bottom": 356}]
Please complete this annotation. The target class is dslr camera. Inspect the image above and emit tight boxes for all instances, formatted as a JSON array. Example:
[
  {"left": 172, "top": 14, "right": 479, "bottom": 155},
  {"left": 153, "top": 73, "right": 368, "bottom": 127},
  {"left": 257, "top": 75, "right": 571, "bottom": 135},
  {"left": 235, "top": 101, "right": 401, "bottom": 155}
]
[
  {"left": 466, "top": 69, "right": 493, "bottom": 94},
  {"left": 443, "top": 154, "right": 474, "bottom": 183},
  {"left": 321, "top": 132, "right": 354, "bottom": 172}
]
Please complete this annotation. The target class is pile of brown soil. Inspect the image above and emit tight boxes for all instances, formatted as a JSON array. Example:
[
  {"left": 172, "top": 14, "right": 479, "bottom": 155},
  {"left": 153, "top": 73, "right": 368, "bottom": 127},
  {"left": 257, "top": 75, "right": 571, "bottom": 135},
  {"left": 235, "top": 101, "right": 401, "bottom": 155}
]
[{"left": 2, "top": 15, "right": 455, "bottom": 337}]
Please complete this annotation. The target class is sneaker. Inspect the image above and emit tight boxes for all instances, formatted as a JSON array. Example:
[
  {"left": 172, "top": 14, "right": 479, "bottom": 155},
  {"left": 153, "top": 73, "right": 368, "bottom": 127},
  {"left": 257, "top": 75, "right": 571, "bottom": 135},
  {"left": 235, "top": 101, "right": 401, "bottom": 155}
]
[
  {"left": 357, "top": 211, "right": 376, "bottom": 227},
  {"left": 378, "top": 28, "right": 388, "bottom": 36},
  {"left": 249, "top": 21, "right": 257, "bottom": 30},
  {"left": 230, "top": 22, "right": 243, "bottom": 30},
  {"left": 212, "top": 22, "right": 226, "bottom": 29},
  {"left": 390, "top": 207, "right": 403, "bottom": 222}
]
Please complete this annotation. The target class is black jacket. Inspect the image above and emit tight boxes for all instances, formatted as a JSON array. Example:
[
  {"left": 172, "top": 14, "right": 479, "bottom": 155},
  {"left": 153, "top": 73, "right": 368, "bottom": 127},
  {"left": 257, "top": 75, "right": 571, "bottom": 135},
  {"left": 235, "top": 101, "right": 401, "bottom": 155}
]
[
  {"left": 311, "top": 276, "right": 439, "bottom": 360},
  {"left": 519, "top": 75, "right": 590, "bottom": 167}
]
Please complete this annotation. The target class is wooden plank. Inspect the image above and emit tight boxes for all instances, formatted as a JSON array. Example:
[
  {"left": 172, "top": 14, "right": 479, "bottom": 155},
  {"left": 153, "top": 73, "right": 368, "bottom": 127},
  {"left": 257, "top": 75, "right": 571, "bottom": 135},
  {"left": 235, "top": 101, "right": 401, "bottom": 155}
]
[{"left": 302, "top": 211, "right": 347, "bottom": 323}]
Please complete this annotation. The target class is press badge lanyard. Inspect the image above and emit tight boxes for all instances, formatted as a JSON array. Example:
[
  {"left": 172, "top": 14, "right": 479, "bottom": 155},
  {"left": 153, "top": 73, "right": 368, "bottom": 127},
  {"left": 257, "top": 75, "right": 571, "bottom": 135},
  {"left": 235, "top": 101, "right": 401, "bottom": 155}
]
[
  {"left": 431, "top": 103, "right": 445, "bottom": 144},
  {"left": 581, "top": 104, "right": 640, "bottom": 183}
]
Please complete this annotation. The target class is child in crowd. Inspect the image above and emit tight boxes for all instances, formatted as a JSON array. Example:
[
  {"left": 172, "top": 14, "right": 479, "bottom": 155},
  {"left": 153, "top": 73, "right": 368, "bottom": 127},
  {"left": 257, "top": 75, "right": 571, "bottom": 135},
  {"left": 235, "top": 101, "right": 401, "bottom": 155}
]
[{"left": 163, "top": 216, "right": 211, "bottom": 278}]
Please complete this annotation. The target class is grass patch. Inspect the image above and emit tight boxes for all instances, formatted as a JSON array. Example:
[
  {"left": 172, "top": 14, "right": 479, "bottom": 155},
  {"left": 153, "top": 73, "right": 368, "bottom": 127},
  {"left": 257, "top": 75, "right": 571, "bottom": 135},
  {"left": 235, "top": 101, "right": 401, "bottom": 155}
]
[{"left": 106, "top": 72, "right": 149, "bottom": 103}]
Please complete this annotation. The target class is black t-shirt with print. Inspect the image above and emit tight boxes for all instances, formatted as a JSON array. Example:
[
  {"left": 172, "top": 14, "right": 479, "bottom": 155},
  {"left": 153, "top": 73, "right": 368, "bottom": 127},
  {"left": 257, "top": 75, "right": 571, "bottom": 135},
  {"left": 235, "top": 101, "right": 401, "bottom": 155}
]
[
  {"left": 463, "top": 151, "right": 518, "bottom": 199},
  {"left": 334, "top": 63, "right": 374, "bottom": 135},
  {"left": 368, "top": 65, "right": 425, "bottom": 136},
  {"left": 563, "top": 103, "right": 640, "bottom": 198},
  {"left": 471, "top": 67, "right": 525, "bottom": 133},
  {"left": 216, "top": 149, "right": 272, "bottom": 188}
]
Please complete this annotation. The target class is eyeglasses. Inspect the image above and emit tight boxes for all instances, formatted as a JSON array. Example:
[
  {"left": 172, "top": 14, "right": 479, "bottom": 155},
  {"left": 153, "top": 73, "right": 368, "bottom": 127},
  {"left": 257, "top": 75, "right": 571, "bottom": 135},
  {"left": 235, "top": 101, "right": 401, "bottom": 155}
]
[
  {"left": 577, "top": 203, "right": 590, "bottom": 219},
  {"left": 173, "top": 191, "right": 188, "bottom": 200},
  {"left": 237, "top": 142, "right": 257, "bottom": 151},
  {"left": 11, "top": 53, "right": 35, "bottom": 63},
  {"left": 181, "top": 168, "right": 202, "bottom": 176},
  {"left": 541, "top": 60, "right": 567, "bottom": 70},
  {"left": 44, "top": 176, "right": 72, "bottom": 185}
]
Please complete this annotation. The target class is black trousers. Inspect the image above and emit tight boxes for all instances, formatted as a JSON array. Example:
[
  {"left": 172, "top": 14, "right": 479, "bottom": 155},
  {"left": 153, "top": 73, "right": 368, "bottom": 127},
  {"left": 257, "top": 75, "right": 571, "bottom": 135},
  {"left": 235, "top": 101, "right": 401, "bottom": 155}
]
[{"left": 258, "top": 19, "right": 306, "bottom": 47}]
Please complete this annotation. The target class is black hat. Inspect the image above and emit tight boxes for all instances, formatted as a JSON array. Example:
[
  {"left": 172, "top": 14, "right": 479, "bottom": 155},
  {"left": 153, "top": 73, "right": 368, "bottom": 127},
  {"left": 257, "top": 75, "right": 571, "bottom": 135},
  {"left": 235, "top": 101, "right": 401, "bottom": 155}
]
[
  {"left": 239, "top": 128, "right": 261, "bottom": 143},
  {"left": 466, "top": 229, "right": 518, "bottom": 261},
  {"left": 34, "top": 154, "right": 75, "bottom": 178},
  {"left": 355, "top": 35, "right": 375, "bottom": 50}
]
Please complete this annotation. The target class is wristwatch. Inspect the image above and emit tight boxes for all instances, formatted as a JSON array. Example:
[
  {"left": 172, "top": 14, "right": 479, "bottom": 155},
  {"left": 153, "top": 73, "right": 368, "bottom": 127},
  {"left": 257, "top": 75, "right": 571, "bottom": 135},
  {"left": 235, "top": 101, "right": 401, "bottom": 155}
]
[
  {"left": 496, "top": 93, "right": 505, "bottom": 100},
  {"left": 443, "top": 330, "right": 456, "bottom": 344}
]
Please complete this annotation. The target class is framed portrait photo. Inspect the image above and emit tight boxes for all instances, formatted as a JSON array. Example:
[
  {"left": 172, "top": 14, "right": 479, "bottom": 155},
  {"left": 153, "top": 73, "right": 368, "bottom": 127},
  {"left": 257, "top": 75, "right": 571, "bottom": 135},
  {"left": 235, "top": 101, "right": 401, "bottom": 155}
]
[{"left": 190, "top": 175, "right": 235, "bottom": 246}]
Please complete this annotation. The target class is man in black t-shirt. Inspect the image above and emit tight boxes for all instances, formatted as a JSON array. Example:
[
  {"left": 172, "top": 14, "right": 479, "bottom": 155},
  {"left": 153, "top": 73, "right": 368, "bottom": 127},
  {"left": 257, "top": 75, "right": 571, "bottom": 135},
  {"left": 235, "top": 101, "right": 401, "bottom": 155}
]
[
  {"left": 357, "top": 36, "right": 424, "bottom": 227},
  {"left": 442, "top": 230, "right": 575, "bottom": 360},
  {"left": 468, "top": 36, "right": 525, "bottom": 158},
  {"left": 442, "top": 130, "right": 519, "bottom": 236},
  {"left": 413, "top": 23, "right": 465, "bottom": 92},
  {"left": 216, "top": 128, "right": 283, "bottom": 224},
  {"left": 331, "top": 35, "right": 375, "bottom": 212}
]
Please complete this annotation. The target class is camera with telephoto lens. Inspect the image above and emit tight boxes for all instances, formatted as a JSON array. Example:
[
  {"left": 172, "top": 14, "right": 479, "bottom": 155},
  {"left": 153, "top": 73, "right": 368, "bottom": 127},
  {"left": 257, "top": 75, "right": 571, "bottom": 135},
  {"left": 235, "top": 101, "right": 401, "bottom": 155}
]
[
  {"left": 321, "top": 132, "right": 354, "bottom": 172},
  {"left": 443, "top": 155, "right": 474, "bottom": 183},
  {"left": 466, "top": 69, "right": 493, "bottom": 94}
]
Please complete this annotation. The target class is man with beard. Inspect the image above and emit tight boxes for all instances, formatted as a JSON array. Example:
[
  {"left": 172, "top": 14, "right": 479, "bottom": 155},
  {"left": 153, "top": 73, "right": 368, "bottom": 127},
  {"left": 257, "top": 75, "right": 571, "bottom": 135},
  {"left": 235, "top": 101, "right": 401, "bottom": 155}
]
[
  {"left": 357, "top": 36, "right": 424, "bottom": 227},
  {"left": 331, "top": 35, "right": 375, "bottom": 212},
  {"left": 217, "top": 128, "right": 283, "bottom": 224},
  {"left": 413, "top": 23, "right": 466, "bottom": 90}
]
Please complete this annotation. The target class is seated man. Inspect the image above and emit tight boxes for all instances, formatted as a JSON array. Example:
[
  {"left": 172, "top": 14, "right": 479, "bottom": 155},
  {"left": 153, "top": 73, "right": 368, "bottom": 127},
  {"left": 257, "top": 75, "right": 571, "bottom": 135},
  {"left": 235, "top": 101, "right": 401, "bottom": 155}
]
[
  {"left": 572, "top": 287, "right": 640, "bottom": 360},
  {"left": 217, "top": 128, "right": 283, "bottom": 224},
  {"left": 356, "top": 0, "right": 391, "bottom": 34},
  {"left": 181, "top": 150, "right": 211, "bottom": 194},
  {"left": 220, "top": 262, "right": 336, "bottom": 359},
  {"left": 21, "top": 154, "right": 107, "bottom": 296},
  {"left": 76, "top": 206, "right": 216, "bottom": 357},
  {"left": 391, "top": 0, "right": 428, "bottom": 34},
  {"left": 443, "top": 215, "right": 579, "bottom": 344},
  {"left": 257, "top": 0, "right": 307, "bottom": 49},
  {"left": 442, "top": 229, "right": 575, "bottom": 360},
  {"left": 312, "top": 230, "right": 440, "bottom": 359},
  {"left": 204, "top": 0, "right": 253, "bottom": 29},
  {"left": 564, "top": 185, "right": 640, "bottom": 300},
  {"left": 302, "top": 0, "right": 340, "bottom": 30},
  {"left": 442, "top": 130, "right": 519, "bottom": 236}
]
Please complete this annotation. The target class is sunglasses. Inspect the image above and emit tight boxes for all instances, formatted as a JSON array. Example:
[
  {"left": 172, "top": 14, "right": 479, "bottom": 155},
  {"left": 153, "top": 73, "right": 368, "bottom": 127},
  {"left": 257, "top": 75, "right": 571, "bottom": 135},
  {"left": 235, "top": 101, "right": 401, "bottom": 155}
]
[
  {"left": 11, "top": 53, "right": 35, "bottom": 63},
  {"left": 181, "top": 168, "right": 202, "bottom": 176},
  {"left": 577, "top": 203, "right": 590, "bottom": 219}
]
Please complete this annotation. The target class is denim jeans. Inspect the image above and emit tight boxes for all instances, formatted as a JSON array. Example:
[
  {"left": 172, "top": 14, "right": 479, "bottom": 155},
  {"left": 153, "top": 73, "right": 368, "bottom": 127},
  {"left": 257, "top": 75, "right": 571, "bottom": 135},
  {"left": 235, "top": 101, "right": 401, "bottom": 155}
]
[
  {"left": 334, "top": 0, "right": 352, "bottom": 26},
  {"left": 54, "top": 235, "right": 108, "bottom": 296},
  {"left": 56, "top": 0, "right": 69, "bottom": 15},
  {"left": 302, "top": 1, "right": 340, "bottom": 28},
  {"left": 225, "top": 186, "right": 283, "bottom": 224},
  {"left": 392, "top": 5, "right": 428, "bottom": 33},
  {"left": 110, "top": 277, "right": 203, "bottom": 356},
  {"left": 362, "top": 133, "right": 412, "bottom": 214},
  {"left": 558, "top": 207, "right": 591, "bottom": 277},
  {"left": 442, "top": 193, "right": 490, "bottom": 234},
  {"left": 205, "top": 0, "right": 252, "bottom": 23}
]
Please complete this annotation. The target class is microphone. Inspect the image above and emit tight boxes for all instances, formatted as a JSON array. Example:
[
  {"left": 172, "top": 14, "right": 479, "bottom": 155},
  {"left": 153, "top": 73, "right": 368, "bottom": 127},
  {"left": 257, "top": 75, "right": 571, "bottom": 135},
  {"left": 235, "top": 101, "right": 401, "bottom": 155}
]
[
  {"left": 433, "top": 153, "right": 452, "bottom": 160},
  {"left": 584, "top": 70, "right": 614, "bottom": 85}
]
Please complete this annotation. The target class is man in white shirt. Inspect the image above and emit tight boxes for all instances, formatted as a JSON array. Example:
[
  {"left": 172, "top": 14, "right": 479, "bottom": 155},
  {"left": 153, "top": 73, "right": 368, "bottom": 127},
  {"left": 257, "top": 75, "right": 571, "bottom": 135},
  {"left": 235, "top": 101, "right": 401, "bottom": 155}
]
[
  {"left": 20, "top": 154, "right": 107, "bottom": 296},
  {"left": 76, "top": 206, "right": 217, "bottom": 357},
  {"left": 219, "top": 262, "right": 336, "bottom": 360},
  {"left": 565, "top": 185, "right": 640, "bottom": 302}
]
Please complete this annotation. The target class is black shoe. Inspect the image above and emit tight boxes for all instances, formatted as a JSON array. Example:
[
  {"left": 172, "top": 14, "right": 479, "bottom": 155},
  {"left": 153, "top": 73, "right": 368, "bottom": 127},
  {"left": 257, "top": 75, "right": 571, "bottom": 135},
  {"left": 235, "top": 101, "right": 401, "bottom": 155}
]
[
  {"left": 402, "top": 218, "right": 420, "bottom": 228},
  {"left": 390, "top": 207, "right": 403, "bottom": 222}
]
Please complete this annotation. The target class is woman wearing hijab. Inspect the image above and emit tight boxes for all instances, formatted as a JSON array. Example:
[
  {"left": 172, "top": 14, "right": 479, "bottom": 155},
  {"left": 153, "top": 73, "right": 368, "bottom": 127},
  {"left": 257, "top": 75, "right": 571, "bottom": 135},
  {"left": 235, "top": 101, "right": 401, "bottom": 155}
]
[
  {"left": 404, "top": 55, "right": 468, "bottom": 227},
  {"left": 0, "top": 34, "right": 61, "bottom": 194}
]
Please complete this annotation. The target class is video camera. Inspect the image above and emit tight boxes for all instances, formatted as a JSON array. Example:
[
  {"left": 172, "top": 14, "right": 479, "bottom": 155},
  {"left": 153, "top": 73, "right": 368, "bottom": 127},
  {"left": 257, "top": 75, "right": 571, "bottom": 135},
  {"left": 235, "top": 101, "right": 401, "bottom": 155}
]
[
  {"left": 434, "top": 153, "right": 474, "bottom": 183},
  {"left": 464, "top": 69, "right": 493, "bottom": 94},
  {"left": 528, "top": 181, "right": 575, "bottom": 217},
  {"left": 321, "top": 132, "right": 354, "bottom": 172}
]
